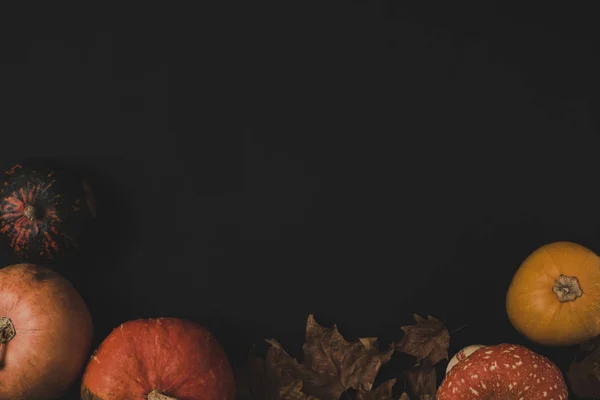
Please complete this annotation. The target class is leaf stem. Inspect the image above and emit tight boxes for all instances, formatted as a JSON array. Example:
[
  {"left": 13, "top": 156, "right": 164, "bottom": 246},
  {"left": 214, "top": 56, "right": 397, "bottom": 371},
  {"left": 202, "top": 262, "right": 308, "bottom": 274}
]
[{"left": 448, "top": 324, "right": 468, "bottom": 335}]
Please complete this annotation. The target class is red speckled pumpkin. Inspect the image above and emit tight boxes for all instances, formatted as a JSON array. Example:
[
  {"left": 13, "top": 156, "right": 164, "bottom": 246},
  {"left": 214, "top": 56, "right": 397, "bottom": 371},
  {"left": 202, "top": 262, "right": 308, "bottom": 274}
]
[
  {"left": 0, "top": 160, "right": 96, "bottom": 262},
  {"left": 81, "top": 318, "right": 236, "bottom": 400}
]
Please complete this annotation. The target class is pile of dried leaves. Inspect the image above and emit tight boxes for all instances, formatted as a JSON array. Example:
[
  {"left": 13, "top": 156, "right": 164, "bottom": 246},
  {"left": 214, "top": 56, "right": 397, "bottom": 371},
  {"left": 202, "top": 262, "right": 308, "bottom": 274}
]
[{"left": 235, "top": 314, "right": 450, "bottom": 400}]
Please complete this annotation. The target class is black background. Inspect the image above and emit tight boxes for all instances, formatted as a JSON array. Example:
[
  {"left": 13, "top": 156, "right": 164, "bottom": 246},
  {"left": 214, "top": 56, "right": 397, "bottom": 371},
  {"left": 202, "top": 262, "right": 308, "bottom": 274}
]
[{"left": 1, "top": 2, "right": 600, "bottom": 399}]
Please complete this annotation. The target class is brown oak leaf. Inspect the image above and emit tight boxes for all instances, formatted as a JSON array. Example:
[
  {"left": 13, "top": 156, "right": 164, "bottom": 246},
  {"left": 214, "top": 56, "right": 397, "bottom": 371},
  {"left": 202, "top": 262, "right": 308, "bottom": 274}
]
[
  {"left": 265, "top": 314, "right": 394, "bottom": 400},
  {"left": 404, "top": 366, "right": 436, "bottom": 400},
  {"left": 356, "top": 378, "right": 396, "bottom": 400},
  {"left": 396, "top": 314, "right": 449, "bottom": 366}
]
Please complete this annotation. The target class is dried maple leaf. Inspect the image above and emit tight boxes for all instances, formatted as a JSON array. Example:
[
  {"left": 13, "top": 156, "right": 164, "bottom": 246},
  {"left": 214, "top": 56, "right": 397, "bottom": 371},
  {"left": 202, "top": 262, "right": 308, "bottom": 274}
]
[
  {"left": 265, "top": 314, "right": 394, "bottom": 400},
  {"left": 235, "top": 346, "right": 323, "bottom": 400},
  {"left": 355, "top": 379, "right": 396, "bottom": 400},
  {"left": 396, "top": 314, "right": 449, "bottom": 366},
  {"left": 403, "top": 366, "right": 436, "bottom": 400},
  {"left": 568, "top": 344, "right": 600, "bottom": 398},
  {"left": 265, "top": 341, "right": 324, "bottom": 400}
]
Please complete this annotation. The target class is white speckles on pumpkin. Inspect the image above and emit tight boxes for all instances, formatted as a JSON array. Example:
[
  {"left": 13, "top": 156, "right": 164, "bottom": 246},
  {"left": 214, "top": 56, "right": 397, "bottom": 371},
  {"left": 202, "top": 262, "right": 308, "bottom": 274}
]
[{"left": 437, "top": 344, "right": 568, "bottom": 400}]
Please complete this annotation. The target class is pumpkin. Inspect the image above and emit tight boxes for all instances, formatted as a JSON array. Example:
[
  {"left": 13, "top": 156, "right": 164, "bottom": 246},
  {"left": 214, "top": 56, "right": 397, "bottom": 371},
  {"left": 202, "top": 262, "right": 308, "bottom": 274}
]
[
  {"left": 0, "top": 160, "right": 96, "bottom": 262},
  {"left": 437, "top": 343, "right": 568, "bottom": 399},
  {"left": 0, "top": 263, "right": 93, "bottom": 399},
  {"left": 506, "top": 240, "right": 600, "bottom": 346},
  {"left": 81, "top": 317, "right": 236, "bottom": 400},
  {"left": 445, "top": 344, "right": 485, "bottom": 374}
]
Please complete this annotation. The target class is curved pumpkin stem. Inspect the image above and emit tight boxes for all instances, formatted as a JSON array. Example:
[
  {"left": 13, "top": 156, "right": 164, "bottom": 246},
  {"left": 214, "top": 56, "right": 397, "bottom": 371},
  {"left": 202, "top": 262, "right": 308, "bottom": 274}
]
[
  {"left": 552, "top": 274, "right": 583, "bottom": 303},
  {"left": 0, "top": 317, "right": 16, "bottom": 344},
  {"left": 147, "top": 390, "right": 178, "bottom": 400}
]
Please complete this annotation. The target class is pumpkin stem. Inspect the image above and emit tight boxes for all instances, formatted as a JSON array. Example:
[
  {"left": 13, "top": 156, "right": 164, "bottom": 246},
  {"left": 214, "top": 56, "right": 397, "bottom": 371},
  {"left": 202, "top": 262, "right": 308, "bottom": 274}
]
[
  {"left": 0, "top": 317, "right": 16, "bottom": 344},
  {"left": 552, "top": 274, "right": 583, "bottom": 302},
  {"left": 147, "top": 390, "right": 178, "bottom": 400},
  {"left": 23, "top": 205, "right": 37, "bottom": 222}
]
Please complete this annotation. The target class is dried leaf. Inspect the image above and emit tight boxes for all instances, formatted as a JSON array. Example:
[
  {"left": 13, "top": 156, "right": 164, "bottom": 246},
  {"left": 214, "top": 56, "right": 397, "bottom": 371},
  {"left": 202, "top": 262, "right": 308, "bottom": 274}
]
[
  {"left": 235, "top": 346, "right": 317, "bottom": 400},
  {"left": 265, "top": 340, "right": 323, "bottom": 399},
  {"left": 280, "top": 380, "right": 320, "bottom": 400},
  {"left": 398, "top": 393, "right": 410, "bottom": 400},
  {"left": 568, "top": 345, "right": 600, "bottom": 398},
  {"left": 355, "top": 379, "right": 396, "bottom": 400},
  {"left": 396, "top": 314, "right": 449, "bottom": 366},
  {"left": 266, "top": 314, "right": 394, "bottom": 400},
  {"left": 404, "top": 366, "right": 436, "bottom": 400}
]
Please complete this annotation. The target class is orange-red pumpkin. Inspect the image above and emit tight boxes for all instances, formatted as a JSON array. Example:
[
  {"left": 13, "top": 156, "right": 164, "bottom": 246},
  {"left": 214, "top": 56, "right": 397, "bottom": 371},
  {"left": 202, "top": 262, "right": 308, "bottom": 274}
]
[
  {"left": 81, "top": 318, "right": 236, "bottom": 400},
  {"left": 506, "top": 241, "right": 600, "bottom": 346},
  {"left": 0, "top": 264, "right": 93, "bottom": 399}
]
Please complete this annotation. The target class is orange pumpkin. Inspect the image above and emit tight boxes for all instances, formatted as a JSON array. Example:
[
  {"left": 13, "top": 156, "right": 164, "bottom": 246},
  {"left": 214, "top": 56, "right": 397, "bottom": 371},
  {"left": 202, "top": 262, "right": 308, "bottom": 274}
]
[{"left": 506, "top": 241, "right": 600, "bottom": 346}]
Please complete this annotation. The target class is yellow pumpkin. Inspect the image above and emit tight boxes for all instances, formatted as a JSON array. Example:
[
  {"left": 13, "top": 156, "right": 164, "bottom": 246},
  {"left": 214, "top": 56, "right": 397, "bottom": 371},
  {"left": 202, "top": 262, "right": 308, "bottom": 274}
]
[{"left": 506, "top": 241, "right": 600, "bottom": 346}]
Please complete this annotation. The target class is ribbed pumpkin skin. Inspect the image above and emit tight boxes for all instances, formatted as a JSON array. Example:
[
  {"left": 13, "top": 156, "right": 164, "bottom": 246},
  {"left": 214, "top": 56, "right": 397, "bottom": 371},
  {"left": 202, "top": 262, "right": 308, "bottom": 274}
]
[
  {"left": 0, "top": 161, "right": 96, "bottom": 262},
  {"left": 81, "top": 318, "right": 236, "bottom": 400},
  {"left": 506, "top": 241, "right": 600, "bottom": 346}
]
